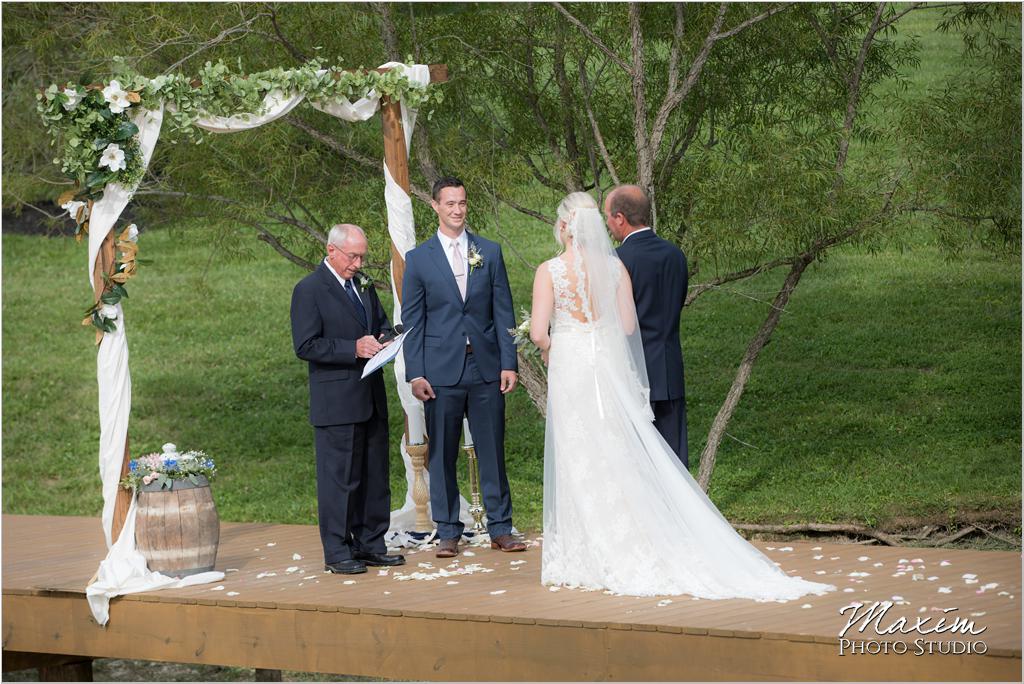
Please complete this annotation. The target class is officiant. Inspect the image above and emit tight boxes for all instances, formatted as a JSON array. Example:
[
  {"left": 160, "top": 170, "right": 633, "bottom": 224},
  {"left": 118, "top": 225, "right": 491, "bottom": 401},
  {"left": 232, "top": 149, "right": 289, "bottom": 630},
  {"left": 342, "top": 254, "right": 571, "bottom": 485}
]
[{"left": 290, "top": 223, "right": 405, "bottom": 575}]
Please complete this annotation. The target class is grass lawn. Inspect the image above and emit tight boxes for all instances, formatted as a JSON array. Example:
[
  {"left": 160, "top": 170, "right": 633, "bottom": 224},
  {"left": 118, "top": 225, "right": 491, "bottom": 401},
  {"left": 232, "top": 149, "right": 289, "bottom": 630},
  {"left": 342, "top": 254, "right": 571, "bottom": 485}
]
[{"left": 2, "top": 223, "right": 1019, "bottom": 532}]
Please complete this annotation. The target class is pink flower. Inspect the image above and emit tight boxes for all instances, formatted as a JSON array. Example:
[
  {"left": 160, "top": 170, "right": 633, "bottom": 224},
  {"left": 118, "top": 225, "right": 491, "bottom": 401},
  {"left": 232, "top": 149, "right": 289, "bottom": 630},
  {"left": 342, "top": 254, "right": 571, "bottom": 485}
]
[{"left": 142, "top": 473, "right": 157, "bottom": 485}]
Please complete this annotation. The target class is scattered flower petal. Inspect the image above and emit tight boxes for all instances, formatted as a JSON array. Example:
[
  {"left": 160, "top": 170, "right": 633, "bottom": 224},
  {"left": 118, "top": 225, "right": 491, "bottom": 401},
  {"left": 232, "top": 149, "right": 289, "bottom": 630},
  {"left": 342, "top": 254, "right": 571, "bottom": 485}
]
[
  {"left": 858, "top": 556, "right": 870, "bottom": 562},
  {"left": 939, "top": 560, "right": 951, "bottom": 566},
  {"left": 226, "top": 591, "right": 239, "bottom": 597},
  {"left": 656, "top": 599, "right": 673, "bottom": 607},
  {"left": 801, "top": 604, "right": 812, "bottom": 609},
  {"left": 210, "top": 585, "right": 225, "bottom": 591},
  {"left": 266, "top": 542, "right": 277, "bottom": 547},
  {"left": 256, "top": 572, "right": 277, "bottom": 579},
  {"left": 286, "top": 566, "right": 299, "bottom": 573},
  {"left": 292, "top": 553, "right": 302, "bottom": 560},
  {"left": 490, "top": 590, "right": 506, "bottom": 595},
  {"left": 343, "top": 580, "right": 356, "bottom": 585},
  {"left": 938, "top": 587, "right": 952, "bottom": 594}
]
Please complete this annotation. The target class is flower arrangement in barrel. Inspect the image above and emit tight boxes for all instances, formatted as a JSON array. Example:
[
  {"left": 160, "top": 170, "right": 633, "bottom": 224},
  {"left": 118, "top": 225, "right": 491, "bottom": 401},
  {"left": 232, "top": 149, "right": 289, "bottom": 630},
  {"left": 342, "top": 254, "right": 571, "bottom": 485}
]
[{"left": 121, "top": 443, "right": 217, "bottom": 491}]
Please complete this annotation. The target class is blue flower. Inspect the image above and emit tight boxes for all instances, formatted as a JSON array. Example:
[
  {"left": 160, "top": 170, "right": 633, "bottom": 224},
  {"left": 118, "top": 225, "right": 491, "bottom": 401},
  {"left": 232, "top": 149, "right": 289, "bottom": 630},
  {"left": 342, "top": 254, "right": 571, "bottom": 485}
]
[
  {"left": 164, "top": 459, "right": 178, "bottom": 471},
  {"left": 129, "top": 461, "right": 138, "bottom": 472}
]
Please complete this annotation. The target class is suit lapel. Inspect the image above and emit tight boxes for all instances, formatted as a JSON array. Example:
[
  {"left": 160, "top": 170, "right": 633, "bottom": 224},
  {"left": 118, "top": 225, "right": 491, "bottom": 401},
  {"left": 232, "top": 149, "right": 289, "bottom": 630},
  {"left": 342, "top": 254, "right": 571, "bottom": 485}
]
[
  {"left": 463, "top": 238, "right": 481, "bottom": 309},
  {"left": 318, "top": 263, "right": 367, "bottom": 330},
  {"left": 426, "top": 235, "right": 466, "bottom": 305}
]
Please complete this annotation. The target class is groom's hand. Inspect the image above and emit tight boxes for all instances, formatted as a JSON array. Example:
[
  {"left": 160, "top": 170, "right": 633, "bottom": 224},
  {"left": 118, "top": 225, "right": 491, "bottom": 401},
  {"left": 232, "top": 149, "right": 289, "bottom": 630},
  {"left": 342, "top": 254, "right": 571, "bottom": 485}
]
[
  {"left": 411, "top": 378, "right": 436, "bottom": 401},
  {"left": 500, "top": 371, "right": 518, "bottom": 394}
]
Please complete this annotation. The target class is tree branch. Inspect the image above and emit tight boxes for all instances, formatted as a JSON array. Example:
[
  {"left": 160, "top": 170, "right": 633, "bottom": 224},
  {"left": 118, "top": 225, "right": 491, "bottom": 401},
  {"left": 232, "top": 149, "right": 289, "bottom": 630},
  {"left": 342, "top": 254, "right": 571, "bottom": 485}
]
[
  {"left": 685, "top": 254, "right": 798, "bottom": 306},
  {"left": 163, "top": 10, "right": 270, "bottom": 73},
  {"left": 551, "top": 1, "right": 632, "bottom": 74},
  {"left": 713, "top": 2, "right": 794, "bottom": 41},
  {"left": 578, "top": 56, "right": 621, "bottom": 186},
  {"left": 265, "top": 2, "right": 308, "bottom": 62},
  {"left": 285, "top": 115, "right": 433, "bottom": 204},
  {"left": 647, "top": 4, "right": 728, "bottom": 165}
]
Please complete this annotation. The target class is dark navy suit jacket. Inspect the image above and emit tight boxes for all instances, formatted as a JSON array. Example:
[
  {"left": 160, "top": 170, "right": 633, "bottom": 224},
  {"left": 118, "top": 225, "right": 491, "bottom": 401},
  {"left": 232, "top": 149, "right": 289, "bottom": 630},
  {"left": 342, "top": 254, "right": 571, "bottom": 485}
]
[
  {"left": 290, "top": 262, "right": 393, "bottom": 426},
  {"left": 402, "top": 232, "right": 518, "bottom": 386},
  {"left": 616, "top": 229, "right": 688, "bottom": 402}
]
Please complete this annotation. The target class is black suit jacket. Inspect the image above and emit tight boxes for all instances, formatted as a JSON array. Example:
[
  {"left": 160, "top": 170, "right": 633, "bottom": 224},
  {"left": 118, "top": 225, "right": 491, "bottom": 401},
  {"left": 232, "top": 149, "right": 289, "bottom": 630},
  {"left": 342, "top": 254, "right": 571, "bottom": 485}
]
[
  {"left": 290, "top": 262, "right": 394, "bottom": 426},
  {"left": 616, "top": 230, "right": 687, "bottom": 402}
]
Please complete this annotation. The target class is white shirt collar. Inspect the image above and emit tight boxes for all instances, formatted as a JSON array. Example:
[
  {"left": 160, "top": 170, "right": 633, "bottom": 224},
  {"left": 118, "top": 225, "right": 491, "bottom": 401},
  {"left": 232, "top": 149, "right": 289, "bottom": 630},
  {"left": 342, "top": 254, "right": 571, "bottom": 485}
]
[
  {"left": 438, "top": 228, "right": 468, "bottom": 251},
  {"left": 620, "top": 227, "right": 653, "bottom": 245},
  {"left": 324, "top": 256, "right": 350, "bottom": 288}
]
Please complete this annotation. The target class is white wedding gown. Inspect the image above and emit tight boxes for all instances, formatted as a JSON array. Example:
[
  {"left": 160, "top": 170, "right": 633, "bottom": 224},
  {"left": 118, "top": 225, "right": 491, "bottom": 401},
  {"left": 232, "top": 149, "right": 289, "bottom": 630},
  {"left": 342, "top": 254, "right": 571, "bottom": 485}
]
[{"left": 540, "top": 255, "right": 834, "bottom": 601}]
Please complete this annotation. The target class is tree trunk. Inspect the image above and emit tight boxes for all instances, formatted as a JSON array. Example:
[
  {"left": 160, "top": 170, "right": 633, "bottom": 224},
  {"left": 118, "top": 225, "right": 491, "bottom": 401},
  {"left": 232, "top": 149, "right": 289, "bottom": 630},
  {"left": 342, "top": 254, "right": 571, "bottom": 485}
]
[{"left": 697, "top": 256, "right": 811, "bottom": 491}]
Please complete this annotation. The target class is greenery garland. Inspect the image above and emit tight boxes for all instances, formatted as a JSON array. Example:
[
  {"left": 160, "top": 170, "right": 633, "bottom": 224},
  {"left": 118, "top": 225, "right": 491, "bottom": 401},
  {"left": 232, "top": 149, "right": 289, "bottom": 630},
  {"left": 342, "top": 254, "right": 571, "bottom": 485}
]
[{"left": 38, "top": 57, "right": 443, "bottom": 338}]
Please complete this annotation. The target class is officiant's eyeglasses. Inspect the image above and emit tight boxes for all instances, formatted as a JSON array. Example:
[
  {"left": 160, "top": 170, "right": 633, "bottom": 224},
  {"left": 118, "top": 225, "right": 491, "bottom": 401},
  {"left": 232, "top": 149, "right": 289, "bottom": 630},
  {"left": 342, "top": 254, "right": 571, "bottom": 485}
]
[{"left": 337, "top": 249, "right": 366, "bottom": 264}]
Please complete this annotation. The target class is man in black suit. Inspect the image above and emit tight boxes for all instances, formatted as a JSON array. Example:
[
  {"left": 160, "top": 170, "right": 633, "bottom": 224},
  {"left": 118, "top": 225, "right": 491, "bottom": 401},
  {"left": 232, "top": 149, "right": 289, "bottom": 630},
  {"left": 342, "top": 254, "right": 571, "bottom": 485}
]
[
  {"left": 605, "top": 186, "right": 690, "bottom": 467},
  {"left": 290, "top": 223, "right": 405, "bottom": 574}
]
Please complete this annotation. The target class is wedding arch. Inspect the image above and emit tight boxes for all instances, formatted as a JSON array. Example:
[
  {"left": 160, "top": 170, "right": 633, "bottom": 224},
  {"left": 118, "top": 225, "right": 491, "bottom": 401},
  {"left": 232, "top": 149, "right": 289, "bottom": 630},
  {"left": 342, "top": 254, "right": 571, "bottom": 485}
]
[{"left": 38, "top": 59, "right": 449, "bottom": 624}]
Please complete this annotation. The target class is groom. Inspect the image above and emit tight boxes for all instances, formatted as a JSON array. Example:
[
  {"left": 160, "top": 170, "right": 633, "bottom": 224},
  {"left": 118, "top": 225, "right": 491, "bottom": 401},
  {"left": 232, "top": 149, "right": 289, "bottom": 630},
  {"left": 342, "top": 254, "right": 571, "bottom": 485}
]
[
  {"left": 402, "top": 177, "right": 526, "bottom": 558},
  {"left": 606, "top": 185, "right": 690, "bottom": 467}
]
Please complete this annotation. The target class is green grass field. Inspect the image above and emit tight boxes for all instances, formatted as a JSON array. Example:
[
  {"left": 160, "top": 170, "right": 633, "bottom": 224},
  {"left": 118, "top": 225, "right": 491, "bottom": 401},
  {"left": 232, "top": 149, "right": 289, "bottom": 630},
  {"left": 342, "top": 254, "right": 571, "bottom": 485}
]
[{"left": 2, "top": 221, "right": 1019, "bottom": 532}]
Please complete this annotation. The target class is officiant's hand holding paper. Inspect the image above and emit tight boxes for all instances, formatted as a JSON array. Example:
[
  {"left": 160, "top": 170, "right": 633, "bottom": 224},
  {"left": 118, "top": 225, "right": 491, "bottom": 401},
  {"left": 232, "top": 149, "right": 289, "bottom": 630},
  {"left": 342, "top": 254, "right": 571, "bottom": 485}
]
[{"left": 356, "top": 335, "right": 384, "bottom": 358}]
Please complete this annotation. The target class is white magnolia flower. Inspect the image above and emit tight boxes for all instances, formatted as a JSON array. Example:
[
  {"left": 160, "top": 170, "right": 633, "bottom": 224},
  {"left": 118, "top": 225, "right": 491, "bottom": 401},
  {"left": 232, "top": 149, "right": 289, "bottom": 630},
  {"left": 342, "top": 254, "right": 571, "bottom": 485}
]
[
  {"left": 61, "top": 199, "right": 88, "bottom": 222},
  {"left": 100, "top": 304, "right": 119, "bottom": 320},
  {"left": 102, "top": 79, "right": 131, "bottom": 114},
  {"left": 98, "top": 143, "right": 126, "bottom": 172},
  {"left": 62, "top": 86, "right": 83, "bottom": 111},
  {"left": 126, "top": 223, "right": 139, "bottom": 242}
]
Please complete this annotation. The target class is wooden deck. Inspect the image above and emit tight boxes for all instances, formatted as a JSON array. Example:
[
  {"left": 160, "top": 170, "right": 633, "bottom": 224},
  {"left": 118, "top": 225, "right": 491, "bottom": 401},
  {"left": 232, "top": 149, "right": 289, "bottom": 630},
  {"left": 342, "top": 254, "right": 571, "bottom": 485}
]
[{"left": 2, "top": 514, "right": 1020, "bottom": 681}]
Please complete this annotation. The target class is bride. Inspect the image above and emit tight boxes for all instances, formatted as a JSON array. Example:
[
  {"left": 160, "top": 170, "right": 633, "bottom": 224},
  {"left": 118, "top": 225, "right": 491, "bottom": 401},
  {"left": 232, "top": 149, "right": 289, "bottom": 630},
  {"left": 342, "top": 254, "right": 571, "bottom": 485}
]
[{"left": 529, "top": 192, "right": 834, "bottom": 600}]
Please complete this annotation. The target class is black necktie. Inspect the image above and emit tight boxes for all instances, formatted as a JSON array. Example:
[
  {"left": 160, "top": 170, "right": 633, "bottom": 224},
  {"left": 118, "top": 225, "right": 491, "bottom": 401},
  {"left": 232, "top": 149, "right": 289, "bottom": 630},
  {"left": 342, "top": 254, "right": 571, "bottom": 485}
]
[{"left": 344, "top": 279, "right": 368, "bottom": 329}]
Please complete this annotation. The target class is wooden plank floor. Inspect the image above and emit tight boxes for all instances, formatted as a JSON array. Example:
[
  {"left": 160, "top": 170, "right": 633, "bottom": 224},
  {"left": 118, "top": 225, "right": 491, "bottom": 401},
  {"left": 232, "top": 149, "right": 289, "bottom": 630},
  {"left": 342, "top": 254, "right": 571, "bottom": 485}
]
[{"left": 3, "top": 514, "right": 1020, "bottom": 681}]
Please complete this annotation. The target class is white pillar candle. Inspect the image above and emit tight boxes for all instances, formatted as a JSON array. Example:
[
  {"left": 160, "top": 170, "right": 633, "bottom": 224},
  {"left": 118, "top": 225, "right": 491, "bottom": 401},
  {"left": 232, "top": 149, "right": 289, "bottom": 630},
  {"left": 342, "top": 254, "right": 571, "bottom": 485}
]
[{"left": 407, "top": 405, "right": 426, "bottom": 445}]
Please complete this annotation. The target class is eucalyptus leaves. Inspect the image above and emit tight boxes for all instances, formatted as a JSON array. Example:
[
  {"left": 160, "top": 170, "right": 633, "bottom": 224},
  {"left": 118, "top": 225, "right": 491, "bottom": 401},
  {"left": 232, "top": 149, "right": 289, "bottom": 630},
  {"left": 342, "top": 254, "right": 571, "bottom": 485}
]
[{"left": 38, "top": 57, "right": 443, "bottom": 199}]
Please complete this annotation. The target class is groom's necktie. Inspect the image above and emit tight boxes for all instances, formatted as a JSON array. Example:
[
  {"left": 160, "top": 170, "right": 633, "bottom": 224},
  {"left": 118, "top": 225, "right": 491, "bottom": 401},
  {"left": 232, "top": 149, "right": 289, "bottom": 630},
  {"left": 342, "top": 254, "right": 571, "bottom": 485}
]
[
  {"left": 344, "top": 279, "right": 368, "bottom": 329},
  {"left": 450, "top": 240, "right": 467, "bottom": 300}
]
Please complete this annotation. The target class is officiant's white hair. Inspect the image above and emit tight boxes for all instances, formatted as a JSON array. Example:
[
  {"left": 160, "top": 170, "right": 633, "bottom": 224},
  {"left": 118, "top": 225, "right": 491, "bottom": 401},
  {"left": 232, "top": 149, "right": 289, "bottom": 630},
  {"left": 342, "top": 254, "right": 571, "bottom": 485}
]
[
  {"left": 554, "top": 192, "right": 598, "bottom": 248},
  {"left": 328, "top": 223, "right": 366, "bottom": 247}
]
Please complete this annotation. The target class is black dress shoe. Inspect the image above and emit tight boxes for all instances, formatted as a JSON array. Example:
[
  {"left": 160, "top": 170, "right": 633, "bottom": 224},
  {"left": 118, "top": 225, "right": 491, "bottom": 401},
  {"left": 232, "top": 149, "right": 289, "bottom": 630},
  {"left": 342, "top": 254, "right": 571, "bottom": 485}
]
[
  {"left": 324, "top": 559, "right": 367, "bottom": 574},
  {"left": 354, "top": 552, "right": 406, "bottom": 567}
]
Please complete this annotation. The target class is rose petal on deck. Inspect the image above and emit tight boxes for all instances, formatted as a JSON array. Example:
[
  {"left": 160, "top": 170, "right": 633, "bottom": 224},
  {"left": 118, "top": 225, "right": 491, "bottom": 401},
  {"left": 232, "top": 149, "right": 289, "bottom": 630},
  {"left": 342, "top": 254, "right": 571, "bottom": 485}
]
[{"left": 490, "top": 590, "right": 506, "bottom": 595}]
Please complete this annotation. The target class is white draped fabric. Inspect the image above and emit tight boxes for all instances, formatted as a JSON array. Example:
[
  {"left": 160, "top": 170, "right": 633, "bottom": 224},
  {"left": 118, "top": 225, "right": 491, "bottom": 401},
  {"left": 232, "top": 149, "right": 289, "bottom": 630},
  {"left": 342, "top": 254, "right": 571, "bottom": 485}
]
[{"left": 86, "top": 63, "right": 444, "bottom": 625}]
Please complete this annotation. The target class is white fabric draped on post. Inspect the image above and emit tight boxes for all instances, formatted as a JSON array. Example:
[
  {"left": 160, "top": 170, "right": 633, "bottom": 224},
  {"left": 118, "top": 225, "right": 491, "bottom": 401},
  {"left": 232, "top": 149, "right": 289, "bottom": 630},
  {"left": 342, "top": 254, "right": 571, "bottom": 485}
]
[{"left": 85, "top": 63, "right": 452, "bottom": 625}]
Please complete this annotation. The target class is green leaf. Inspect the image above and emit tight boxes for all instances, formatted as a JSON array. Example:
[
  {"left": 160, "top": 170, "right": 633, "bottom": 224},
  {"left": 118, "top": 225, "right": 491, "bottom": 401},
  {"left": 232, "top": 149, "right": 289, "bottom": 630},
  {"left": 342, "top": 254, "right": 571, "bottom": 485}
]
[
  {"left": 92, "top": 138, "right": 110, "bottom": 150},
  {"left": 100, "top": 291, "right": 122, "bottom": 305},
  {"left": 111, "top": 283, "right": 129, "bottom": 299},
  {"left": 111, "top": 121, "right": 139, "bottom": 141},
  {"left": 188, "top": 474, "right": 199, "bottom": 486},
  {"left": 85, "top": 170, "right": 112, "bottom": 188}
]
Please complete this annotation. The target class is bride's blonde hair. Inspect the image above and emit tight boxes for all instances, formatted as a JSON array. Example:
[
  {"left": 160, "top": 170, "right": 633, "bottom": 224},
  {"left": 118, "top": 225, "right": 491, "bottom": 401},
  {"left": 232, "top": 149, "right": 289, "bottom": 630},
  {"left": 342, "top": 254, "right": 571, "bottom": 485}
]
[{"left": 554, "top": 191, "right": 599, "bottom": 248}]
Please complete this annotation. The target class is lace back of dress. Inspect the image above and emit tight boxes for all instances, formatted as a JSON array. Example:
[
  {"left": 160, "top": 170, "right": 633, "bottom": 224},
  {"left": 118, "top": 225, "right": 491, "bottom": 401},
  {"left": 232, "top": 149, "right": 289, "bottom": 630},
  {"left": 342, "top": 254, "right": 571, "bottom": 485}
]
[{"left": 549, "top": 256, "right": 593, "bottom": 328}]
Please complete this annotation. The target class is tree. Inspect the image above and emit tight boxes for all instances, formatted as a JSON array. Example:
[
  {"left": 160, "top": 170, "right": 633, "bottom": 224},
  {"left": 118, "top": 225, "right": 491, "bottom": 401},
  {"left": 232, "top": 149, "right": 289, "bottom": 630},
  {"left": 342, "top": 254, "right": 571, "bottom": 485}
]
[{"left": 4, "top": 2, "right": 1019, "bottom": 493}]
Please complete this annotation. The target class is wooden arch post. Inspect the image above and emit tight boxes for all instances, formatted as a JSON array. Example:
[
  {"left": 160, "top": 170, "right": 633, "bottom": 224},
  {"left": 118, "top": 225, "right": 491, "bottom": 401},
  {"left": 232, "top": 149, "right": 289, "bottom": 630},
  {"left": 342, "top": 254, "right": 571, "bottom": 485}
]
[
  {"left": 108, "top": 63, "right": 449, "bottom": 543},
  {"left": 380, "top": 64, "right": 447, "bottom": 533}
]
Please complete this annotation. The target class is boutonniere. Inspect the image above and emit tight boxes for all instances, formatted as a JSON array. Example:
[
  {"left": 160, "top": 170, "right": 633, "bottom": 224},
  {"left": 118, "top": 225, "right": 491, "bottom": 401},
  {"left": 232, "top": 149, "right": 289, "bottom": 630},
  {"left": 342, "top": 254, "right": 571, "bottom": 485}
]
[
  {"left": 467, "top": 243, "right": 484, "bottom": 274},
  {"left": 356, "top": 273, "right": 373, "bottom": 290}
]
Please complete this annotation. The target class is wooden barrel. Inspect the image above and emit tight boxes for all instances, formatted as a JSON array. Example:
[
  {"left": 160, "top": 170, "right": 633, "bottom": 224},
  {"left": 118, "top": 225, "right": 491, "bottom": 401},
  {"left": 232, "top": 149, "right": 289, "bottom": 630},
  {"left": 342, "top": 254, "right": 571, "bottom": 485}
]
[{"left": 135, "top": 476, "right": 220, "bottom": 576}]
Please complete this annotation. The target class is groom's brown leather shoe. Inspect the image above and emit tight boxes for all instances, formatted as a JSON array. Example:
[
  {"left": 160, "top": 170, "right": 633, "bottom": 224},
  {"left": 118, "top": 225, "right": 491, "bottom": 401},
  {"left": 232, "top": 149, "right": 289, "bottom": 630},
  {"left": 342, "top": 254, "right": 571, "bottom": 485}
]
[
  {"left": 436, "top": 538, "right": 459, "bottom": 558},
  {"left": 490, "top": 534, "right": 527, "bottom": 552}
]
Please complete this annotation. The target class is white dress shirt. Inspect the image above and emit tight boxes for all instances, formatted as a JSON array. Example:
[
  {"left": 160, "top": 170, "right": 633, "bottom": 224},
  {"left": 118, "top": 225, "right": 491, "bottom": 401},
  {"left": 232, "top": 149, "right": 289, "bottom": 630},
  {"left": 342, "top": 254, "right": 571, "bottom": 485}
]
[{"left": 620, "top": 226, "right": 653, "bottom": 245}]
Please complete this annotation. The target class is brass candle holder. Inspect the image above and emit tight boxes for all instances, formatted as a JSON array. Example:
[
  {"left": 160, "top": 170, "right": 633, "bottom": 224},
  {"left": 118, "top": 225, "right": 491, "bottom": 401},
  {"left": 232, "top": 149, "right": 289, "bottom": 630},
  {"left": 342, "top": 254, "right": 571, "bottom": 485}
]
[{"left": 461, "top": 419, "right": 486, "bottom": 535}]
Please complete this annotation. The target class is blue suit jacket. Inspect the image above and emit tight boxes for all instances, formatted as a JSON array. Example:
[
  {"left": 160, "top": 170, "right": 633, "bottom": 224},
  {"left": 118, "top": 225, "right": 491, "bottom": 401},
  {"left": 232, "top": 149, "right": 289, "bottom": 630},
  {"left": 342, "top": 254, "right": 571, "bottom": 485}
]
[
  {"left": 402, "top": 232, "right": 518, "bottom": 386},
  {"left": 616, "top": 230, "right": 688, "bottom": 402}
]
